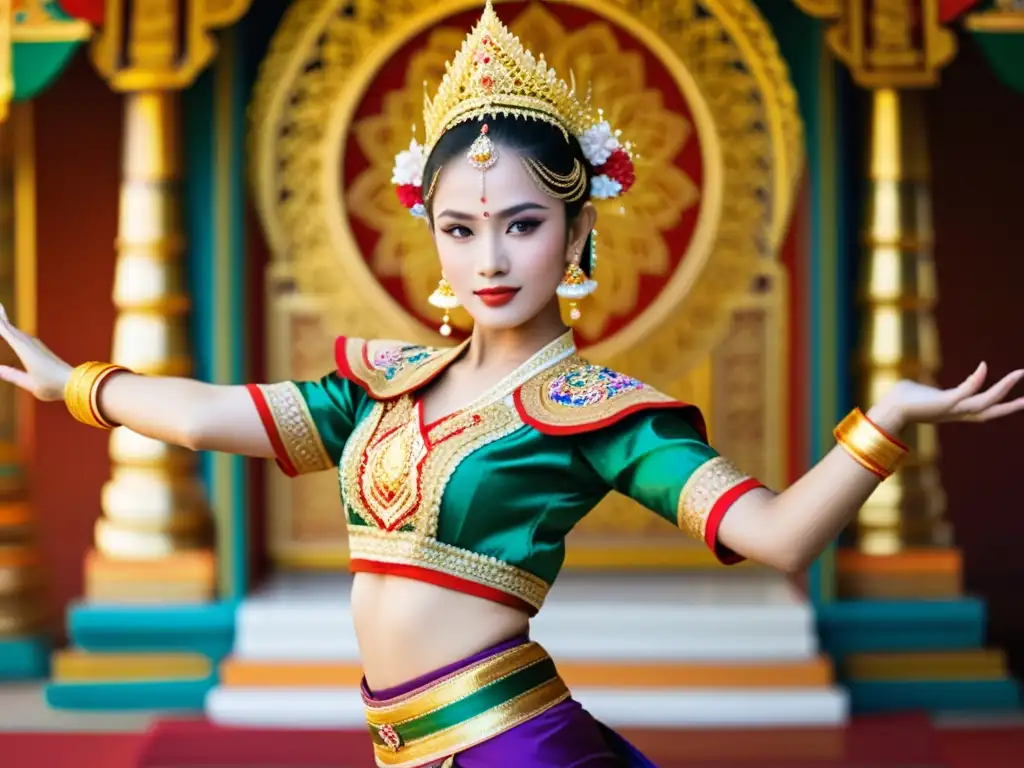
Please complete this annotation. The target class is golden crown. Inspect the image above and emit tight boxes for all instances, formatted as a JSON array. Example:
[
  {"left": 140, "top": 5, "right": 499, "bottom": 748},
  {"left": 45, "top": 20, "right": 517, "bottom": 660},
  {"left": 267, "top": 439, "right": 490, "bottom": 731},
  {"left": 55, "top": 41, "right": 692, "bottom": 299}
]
[
  {"left": 392, "top": 0, "right": 635, "bottom": 216},
  {"left": 422, "top": 0, "right": 595, "bottom": 152}
]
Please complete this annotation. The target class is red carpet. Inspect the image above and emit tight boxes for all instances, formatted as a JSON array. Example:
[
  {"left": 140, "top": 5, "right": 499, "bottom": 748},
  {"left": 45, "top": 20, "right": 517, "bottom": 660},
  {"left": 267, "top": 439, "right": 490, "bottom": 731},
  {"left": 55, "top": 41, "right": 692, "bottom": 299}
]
[{"left": 0, "top": 716, "right": 1021, "bottom": 767}]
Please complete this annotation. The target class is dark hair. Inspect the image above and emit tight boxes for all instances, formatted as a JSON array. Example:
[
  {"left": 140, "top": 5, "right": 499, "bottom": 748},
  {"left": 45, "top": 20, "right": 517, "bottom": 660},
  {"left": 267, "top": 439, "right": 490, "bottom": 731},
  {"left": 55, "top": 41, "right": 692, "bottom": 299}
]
[{"left": 422, "top": 117, "right": 595, "bottom": 275}]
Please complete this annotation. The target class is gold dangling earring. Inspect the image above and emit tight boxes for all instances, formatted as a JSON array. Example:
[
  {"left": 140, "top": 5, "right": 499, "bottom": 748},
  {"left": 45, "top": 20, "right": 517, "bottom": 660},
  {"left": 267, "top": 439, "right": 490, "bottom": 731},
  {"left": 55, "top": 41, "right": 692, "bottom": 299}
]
[
  {"left": 556, "top": 241, "right": 598, "bottom": 323},
  {"left": 428, "top": 277, "right": 459, "bottom": 337}
]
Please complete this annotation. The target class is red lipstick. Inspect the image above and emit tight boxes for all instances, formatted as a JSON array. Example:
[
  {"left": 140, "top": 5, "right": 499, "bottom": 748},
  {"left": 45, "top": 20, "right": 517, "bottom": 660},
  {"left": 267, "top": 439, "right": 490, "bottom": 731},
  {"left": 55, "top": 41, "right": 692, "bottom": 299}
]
[{"left": 474, "top": 286, "right": 520, "bottom": 308}]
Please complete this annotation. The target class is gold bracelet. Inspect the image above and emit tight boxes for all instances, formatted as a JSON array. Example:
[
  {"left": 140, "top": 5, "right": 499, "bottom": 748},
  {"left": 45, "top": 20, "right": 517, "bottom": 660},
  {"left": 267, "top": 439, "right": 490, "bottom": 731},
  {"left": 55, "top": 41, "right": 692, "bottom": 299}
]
[
  {"left": 64, "top": 362, "right": 131, "bottom": 430},
  {"left": 833, "top": 407, "right": 908, "bottom": 479}
]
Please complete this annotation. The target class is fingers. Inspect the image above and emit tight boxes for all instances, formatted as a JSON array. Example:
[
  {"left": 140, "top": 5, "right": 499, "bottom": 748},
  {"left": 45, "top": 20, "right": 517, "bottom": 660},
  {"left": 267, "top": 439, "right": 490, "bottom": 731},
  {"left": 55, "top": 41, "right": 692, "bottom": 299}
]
[
  {"left": 953, "top": 369, "right": 1024, "bottom": 416},
  {"left": 944, "top": 362, "right": 988, "bottom": 406},
  {"left": 973, "top": 395, "right": 1024, "bottom": 423},
  {"left": 0, "top": 304, "right": 26, "bottom": 350},
  {"left": 0, "top": 364, "right": 35, "bottom": 393}
]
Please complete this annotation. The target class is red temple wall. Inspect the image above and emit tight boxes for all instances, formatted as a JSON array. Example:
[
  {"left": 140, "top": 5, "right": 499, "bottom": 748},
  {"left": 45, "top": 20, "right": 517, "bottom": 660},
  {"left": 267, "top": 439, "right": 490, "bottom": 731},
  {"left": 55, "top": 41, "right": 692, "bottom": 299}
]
[{"left": 30, "top": 54, "right": 121, "bottom": 638}]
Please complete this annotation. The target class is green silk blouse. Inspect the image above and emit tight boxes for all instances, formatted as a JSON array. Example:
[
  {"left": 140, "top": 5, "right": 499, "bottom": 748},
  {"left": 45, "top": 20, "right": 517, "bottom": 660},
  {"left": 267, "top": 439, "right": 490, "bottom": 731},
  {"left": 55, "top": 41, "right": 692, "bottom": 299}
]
[{"left": 246, "top": 330, "right": 762, "bottom": 614}]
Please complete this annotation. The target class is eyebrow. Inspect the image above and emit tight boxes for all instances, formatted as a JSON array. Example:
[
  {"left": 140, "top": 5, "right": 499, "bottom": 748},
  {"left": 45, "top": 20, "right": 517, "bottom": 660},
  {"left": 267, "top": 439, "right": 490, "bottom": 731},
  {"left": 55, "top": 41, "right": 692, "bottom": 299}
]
[{"left": 436, "top": 202, "right": 549, "bottom": 221}]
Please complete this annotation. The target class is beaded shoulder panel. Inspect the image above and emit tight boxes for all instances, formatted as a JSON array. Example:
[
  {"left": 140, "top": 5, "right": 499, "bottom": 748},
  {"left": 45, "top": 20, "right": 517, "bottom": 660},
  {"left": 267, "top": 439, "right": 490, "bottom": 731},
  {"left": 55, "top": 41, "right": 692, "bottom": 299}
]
[
  {"left": 512, "top": 355, "right": 707, "bottom": 438},
  {"left": 334, "top": 336, "right": 468, "bottom": 400}
]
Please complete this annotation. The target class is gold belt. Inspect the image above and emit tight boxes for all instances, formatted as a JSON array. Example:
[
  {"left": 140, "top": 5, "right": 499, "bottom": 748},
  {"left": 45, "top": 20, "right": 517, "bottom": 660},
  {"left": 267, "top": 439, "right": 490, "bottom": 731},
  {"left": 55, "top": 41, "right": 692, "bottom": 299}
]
[{"left": 363, "top": 641, "right": 570, "bottom": 768}]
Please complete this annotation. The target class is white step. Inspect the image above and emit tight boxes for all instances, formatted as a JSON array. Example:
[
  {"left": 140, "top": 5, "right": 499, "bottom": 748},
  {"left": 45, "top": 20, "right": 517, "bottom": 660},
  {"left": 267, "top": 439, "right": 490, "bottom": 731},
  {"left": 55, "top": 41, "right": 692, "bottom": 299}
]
[
  {"left": 206, "top": 685, "right": 848, "bottom": 729},
  {"left": 234, "top": 570, "right": 818, "bottom": 662}
]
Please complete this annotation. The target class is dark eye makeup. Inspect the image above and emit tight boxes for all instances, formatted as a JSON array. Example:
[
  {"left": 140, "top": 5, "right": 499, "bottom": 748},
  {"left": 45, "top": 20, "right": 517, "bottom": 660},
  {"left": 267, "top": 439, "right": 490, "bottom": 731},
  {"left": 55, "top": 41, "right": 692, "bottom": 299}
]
[{"left": 441, "top": 218, "right": 545, "bottom": 239}]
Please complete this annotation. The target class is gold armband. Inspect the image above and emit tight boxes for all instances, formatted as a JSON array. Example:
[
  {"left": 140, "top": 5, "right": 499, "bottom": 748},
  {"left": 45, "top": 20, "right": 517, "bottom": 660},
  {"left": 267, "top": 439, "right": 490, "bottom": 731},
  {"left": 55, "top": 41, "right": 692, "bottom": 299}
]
[
  {"left": 64, "top": 362, "right": 131, "bottom": 430},
  {"left": 833, "top": 408, "right": 908, "bottom": 479}
]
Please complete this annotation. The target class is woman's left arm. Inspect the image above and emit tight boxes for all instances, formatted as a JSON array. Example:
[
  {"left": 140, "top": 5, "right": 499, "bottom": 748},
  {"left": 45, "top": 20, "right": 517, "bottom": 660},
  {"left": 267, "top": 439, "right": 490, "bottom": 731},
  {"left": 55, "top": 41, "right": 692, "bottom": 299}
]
[
  {"left": 719, "top": 362, "right": 1024, "bottom": 572},
  {"left": 578, "top": 363, "right": 1024, "bottom": 573}
]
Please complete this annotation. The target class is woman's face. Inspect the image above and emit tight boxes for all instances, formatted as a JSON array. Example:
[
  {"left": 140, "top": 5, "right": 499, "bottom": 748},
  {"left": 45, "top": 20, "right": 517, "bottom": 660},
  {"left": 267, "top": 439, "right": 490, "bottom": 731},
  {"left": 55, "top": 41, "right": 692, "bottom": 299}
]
[{"left": 430, "top": 143, "right": 593, "bottom": 331}]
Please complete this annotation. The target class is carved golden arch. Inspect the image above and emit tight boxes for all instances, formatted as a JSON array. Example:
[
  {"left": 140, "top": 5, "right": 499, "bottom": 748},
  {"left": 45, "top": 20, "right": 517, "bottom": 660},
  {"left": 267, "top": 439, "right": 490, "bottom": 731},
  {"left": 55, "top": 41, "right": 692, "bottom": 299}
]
[
  {"left": 250, "top": 0, "right": 804, "bottom": 567},
  {"left": 251, "top": 0, "right": 801, "bottom": 376}
]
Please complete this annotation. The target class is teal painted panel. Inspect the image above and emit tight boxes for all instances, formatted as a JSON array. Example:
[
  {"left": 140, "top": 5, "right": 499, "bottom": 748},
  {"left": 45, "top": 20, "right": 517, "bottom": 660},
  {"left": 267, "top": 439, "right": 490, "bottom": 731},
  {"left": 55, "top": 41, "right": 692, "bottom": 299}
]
[
  {"left": 818, "top": 598, "right": 986, "bottom": 657},
  {"left": 45, "top": 676, "right": 215, "bottom": 712},
  {"left": 68, "top": 602, "right": 235, "bottom": 661},
  {"left": 847, "top": 679, "right": 1021, "bottom": 714},
  {"left": 13, "top": 42, "right": 84, "bottom": 100},
  {"left": 819, "top": 598, "right": 985, "bottom": 624},
  {"left": 0, "top": 636, "right": 51, "bottom": 680}
]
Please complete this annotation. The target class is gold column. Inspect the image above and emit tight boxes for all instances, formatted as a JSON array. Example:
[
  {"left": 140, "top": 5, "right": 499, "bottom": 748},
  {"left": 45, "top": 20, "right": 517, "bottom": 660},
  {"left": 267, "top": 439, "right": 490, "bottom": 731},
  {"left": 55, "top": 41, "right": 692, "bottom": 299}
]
[
  {"left": 0, "top": 108, "right": 45, "bottom": 635},
  {"left": 76, "top": 1, "right": 252, "bottom": 602},
  {"left": 93, "top": 92, "right": 213, "bottom": 566},
  {"left": 854, "top": 88, "right": 947, "bottom": 555}
]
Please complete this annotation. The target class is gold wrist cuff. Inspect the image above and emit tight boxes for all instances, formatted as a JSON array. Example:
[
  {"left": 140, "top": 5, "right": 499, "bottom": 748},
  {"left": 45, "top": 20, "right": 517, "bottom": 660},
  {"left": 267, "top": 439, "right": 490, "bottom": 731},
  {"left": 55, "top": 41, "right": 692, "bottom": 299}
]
[
  {"left": 64, "top": 362, "right": 131, "bottom": 430},
  {"left": 833, "top": 407, "right": 908, "bottom": 479}
]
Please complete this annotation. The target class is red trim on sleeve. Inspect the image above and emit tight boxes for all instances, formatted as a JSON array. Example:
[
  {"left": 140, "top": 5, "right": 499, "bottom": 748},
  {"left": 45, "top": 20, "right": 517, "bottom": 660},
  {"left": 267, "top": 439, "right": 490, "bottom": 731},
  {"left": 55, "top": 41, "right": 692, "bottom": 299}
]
[
  {"left": 245, "top": 383, "right": 299, "bottom": 478},
  {"left": 334, "top": 336, "right": 361, "bottom": 384},
  {"left": 349, "top": 559, "right": 539, "bottom": 616},
  {"left": 704, "top": 477, "right": 764, "bottom": 566},
  {"left": 512, "top": 391, "right": 709, "bottom": 442}
]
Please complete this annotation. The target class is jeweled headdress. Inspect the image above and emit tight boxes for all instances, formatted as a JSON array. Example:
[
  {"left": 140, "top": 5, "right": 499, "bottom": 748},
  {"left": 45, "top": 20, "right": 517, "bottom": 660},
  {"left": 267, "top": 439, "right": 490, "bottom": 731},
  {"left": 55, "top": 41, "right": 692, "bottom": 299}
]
[{"left": 391, "top": 0, "right": 636, "bottom": 218}]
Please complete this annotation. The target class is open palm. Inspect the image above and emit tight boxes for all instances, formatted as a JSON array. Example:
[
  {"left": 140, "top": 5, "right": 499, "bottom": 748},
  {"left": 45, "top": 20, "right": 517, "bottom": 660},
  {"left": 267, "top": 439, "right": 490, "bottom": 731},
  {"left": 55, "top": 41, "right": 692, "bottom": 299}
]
[
  {"left": 0, "top": 304, "right": 72, "bottom": 402},
  {"left": 886, "top": 363, "right": 1024, "bottom": 425}
]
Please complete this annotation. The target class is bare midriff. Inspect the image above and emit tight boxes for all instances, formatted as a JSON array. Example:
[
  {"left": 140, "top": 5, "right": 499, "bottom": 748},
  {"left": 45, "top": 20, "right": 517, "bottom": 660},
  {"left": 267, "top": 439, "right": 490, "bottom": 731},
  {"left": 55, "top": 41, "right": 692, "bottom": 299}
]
[{"left": 352, "top": 571, "right": 531, "bottom": 692}]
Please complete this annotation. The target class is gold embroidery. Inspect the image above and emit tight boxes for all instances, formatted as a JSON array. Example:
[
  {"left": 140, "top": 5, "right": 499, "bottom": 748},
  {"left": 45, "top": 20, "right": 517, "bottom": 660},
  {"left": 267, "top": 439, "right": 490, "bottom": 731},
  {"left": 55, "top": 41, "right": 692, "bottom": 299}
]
[
  {"left": 676, "top": 456, "right": 752, "bottom": 541},
  {"left": 338, "top": 331, "right": 576, "bottom": 609},
  {"left": 343, "top": 337, "right": 467, "bottom": 400},
  {"left": 515, "top": 356, "right": 681, "bottom": 432},
  {"left": 342, "top": 398, "right": 522, "bottom": 535},
  {"left": 347, "top": 527, "right": 551, "bottom": 611},
  {"left": 258, "top": 382, "right": 334, "bottom": 475}
]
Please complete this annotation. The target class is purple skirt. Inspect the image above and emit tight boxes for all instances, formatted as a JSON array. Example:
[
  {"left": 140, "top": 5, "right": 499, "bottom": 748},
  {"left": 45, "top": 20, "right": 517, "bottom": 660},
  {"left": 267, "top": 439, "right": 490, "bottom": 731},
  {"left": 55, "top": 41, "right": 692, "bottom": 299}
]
[{"left": 362, "top": 635, "right": 657, "bottom": 767}]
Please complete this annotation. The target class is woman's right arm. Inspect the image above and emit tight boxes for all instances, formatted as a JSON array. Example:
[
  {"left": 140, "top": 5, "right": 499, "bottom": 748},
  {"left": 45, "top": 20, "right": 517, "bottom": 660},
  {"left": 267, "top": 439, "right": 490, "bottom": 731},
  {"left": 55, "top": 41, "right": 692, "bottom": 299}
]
[
  {"left": 0, "top": 305, "right": 274, "bottom": 457},
  {"left": 95, "top": 374, "right": 274, "bottom": 456}
]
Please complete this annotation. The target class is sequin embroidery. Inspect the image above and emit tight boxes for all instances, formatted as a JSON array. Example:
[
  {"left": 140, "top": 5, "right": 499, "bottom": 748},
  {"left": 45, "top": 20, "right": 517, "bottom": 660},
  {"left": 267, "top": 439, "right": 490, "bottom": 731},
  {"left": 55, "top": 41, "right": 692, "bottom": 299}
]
[
  {"left": 372, "top": 346, "right": 434, "bottom": 381},
  {"left": 339, "top": 337, "right": 468, "bottom": 400},
  {"left": 547, "top": 365, "right": 645, "bottom": 407},
  {"left": 514, "top": 355, "right": 686, "bottom": 434}
]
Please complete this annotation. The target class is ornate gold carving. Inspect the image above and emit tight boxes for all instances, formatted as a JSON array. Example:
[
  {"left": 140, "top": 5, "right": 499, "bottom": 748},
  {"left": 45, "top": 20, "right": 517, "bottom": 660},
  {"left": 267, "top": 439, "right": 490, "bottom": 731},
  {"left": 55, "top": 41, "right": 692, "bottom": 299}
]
[
  {"left": 256, "top": 382, "right": 335, "bottom": 476},
  {"left": 250, "top": 0, "right": 803, "bottom": 384},
  {"left": 709, "top": 267, "right": 787, "bottom": 489},
  {"left": 795, "top": 0, "right": 957, "bottom": 87},
  {"left": 676, "top": 456, "right": 753, "bottom": 542},
  {"left": 348, "top": 526, "right": 551, "bottom": 611},
  {"left": 91, "top": 0, "right": 253, "bottom": 91}
]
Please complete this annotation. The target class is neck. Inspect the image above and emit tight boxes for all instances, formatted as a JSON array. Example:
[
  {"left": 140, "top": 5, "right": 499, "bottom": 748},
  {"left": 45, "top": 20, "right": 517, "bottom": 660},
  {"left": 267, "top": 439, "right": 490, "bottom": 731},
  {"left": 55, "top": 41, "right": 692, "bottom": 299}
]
[{"left": 464, "top": 300, "right": 568, "bottom": 369}]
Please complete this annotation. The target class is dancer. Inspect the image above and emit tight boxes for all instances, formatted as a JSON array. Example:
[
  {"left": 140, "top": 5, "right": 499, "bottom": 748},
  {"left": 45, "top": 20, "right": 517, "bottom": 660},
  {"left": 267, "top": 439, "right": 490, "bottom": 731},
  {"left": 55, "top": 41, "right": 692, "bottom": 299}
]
[{"left": 1, "top": 2, "right": 1021, "bottom": 766}]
